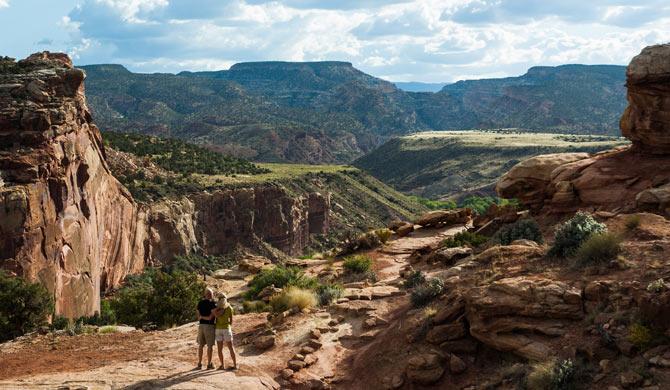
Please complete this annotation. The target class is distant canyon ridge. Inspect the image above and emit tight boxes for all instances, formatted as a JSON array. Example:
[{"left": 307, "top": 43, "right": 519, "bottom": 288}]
[{"left": 81, "top": 61, "right": 627, "bottom": 164}]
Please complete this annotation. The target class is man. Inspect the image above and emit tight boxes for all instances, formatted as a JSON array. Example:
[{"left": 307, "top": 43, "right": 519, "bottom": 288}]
[
  {"left": 196, "top": 288, "right": 217, "bottom": 370},
  {"left": 213, "top": 293, "right": 238, "bottom": 370}
]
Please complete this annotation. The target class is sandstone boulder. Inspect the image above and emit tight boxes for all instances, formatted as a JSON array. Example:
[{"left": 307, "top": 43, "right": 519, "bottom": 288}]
[
  {"left": 465, "top": 276, "right": 583, "bottom": 360},
  {"left": 395, "top": 222, "right": 414, "bottom": 237},
  {"left": 621, "top": 44, "right": 670, "bottom": 154},
  {"left": 496, "top": 153, "right": 590, "bottom": 210},
  {"left": 415, "top": 208, "right": 472, "bottom": 228},
  {"left": 406, "top": 353, "right": 445, "bottom": 385},
  {"left": 253, "top": 335, "right": 276, "bottom": 350},
  {"left": 427, "top": 247, "right": 472, "bottom": 266}
]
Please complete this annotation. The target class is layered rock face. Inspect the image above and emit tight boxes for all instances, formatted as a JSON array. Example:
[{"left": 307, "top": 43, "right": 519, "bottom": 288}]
[
  {"left": 497, "top": 44, "right": 670, "bottom": 216},
  {"left": 148, "top": 188, "right": 330, "bottom": 263},
  {"left": 0, "top": 53, "right": 147, "bottom": 317}
]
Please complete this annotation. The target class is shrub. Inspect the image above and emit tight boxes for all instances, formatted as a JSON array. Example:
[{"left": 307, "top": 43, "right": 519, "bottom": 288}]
[
  {"left": 526, "top": 359, "right": 577, "bottom": 390},
  {"left": 459, "top": 196, "right": 518, "bottom": 215},
  {"left": 99, "top": 325, "right": 118, "bottom": 334},
  {"left": 409, "top": 196, "right": 457, "bottom": 210},
  {"left": 411, "top": 278, "right": 445, "bottom": 307},
  {"left": 628, "top": 323, "right": 653, "bottom": 349},
  {"left": 496, "top": 218, "right": 544, "bottom": 245},
  {"left": 343, "top": 255, "right": 373, "bottom": 274},
  {"left": 404, "top": 270, "right": 426, "bottom": 289},
  {"left": 79, "top": 299, "right": 117, "bottom": 326},
  {"left": 647, "top": 278, "right": 666, "bottom": 293},
  {"left": 51, "top": 315, "right": 70, "bottom": 331},
  {"left": 242, "top": 300, "right": 270, "bottom": 313},
  {"left": 549, "top": 212, "right": 607, "bottom": 258},
  {"left": 269, "top": 287, "right": 317, "bottom": 313},
  {"left": 316, "top": 283, "right": 343, "bottom": 306},
  {"left": 110, "top": 269, "right": 205, "bottom": 328},
  {"left": 246, "top": 266, "right": 318, "bottom": 300},
  {"left": 374, "top": 228, "right": 393, "bottom": 244},
  {"left": 0, "top": 270, "right": 54, "bottom": 342},
  {"left": 625, "top": 215, "right": 641, "bottom": 230},
  {"left": 575, "top": 232, "right": 621, "bottom": 265},
  {"left": 442, "top": 231, "right": 488, "bottom": 248}
]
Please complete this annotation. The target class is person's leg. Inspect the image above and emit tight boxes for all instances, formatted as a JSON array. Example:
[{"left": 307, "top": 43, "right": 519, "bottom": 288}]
[
  {"left": 196, "top": 326, "right": 204, "bottom": 368},
  {"left": 217, "top": 341, "right": 225, "bottom": 369},
  {"left": 197, "top": 344, "right": 204, "bottom": 367},
  {"left": 226, "top": 338, "right": 237, "bottom": 369},
  {"left": 205, "top": 325, "right": 215, "bottom": 369}
]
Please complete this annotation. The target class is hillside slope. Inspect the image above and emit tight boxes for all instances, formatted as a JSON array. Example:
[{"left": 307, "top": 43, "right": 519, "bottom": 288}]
[
  {"left": 81, "top": 62, "right": 627, "bottom": 163},
  {"left": 354, "top": 130, "right": 628, "bottom": 200}
]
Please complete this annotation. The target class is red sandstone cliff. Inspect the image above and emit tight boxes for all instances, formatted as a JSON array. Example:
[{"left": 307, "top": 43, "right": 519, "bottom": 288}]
[{"left": 0, "top": 53, "right": 148, "bottom": 317}]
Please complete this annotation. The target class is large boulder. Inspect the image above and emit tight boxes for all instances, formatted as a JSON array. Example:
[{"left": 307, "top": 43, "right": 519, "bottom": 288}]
[
  {"left": 496, "top": 153, "right": 590, "bottom": 210},
  {"left": 415, "top": 208, "right": 472, "bottom": 228},
  {"left": 621, "top": 44, "right": 670, "bottom": 154},
  {"left": 405, "top": 353, "right": 445, "bottom": 385},
  {"left": 465, "top": 276, "right": 583, "bottom": 360}
]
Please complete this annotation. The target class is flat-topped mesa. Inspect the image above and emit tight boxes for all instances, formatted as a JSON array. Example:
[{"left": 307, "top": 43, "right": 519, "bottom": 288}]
[
  {"left": 621, "top": 44, "right": 670, "bottom": 154},
  {"left": 496, "top": 44, "right": 670, "bottom": 215},
  {"left": 0, "top": 52, "right": 147, "bottom": 318}
]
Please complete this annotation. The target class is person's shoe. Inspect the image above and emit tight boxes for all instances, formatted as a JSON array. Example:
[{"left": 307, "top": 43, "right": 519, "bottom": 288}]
[
  {"left": 206, "top": 363, "right": 215, "bottom": 370},
  {"left": 194, "top": 364, "right": 202, "bottom": 370},
  {"left": 218, "top": 365, "right": 225, "bottom": 370}
]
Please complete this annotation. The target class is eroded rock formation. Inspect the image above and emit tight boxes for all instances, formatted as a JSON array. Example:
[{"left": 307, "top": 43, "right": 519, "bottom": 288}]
[
  {"left": 0, "top": 52, "right": 147, "bottom": 317},
  {"left": 497, "top": 44, "right": 670, "bottom": 216}
]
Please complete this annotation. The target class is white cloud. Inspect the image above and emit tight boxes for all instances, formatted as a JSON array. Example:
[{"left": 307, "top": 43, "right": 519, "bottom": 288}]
[
  {"left": 0, "top": 0, "right": 9, "bottom": 8},
  {"left": 61, "top": 0, "right": 670, "bottom": 82}
]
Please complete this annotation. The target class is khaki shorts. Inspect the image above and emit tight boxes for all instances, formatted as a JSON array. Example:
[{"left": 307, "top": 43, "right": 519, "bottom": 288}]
[
  {"left": 216, "top": 328, "right": 233, "bottom": 343},
  {"left": 197, "top": 324, "right": 215, "bottom": 347}
]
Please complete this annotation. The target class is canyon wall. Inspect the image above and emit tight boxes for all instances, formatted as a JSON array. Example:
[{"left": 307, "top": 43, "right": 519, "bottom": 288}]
[
  {"left": 0, "top": 53, "right": 331, "bottom": 317},
  {"left": 0, "top": 53, "right": 148, "bottom": 318}
]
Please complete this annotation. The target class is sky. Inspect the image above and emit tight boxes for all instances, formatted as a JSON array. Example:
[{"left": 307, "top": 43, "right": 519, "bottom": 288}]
[{"left": 0, "top": 0, "right": 669, "bottom": 82}]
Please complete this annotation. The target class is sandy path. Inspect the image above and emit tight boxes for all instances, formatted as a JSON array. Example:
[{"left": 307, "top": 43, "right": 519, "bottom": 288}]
[{"left": 0, "top": 225, "right": 462, "bottom": 389}]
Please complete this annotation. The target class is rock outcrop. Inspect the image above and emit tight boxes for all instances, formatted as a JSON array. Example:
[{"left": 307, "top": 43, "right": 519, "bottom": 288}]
[
  {"left": 0, "top": 53, "right": 147, "bottom": 317},
  {"left": 496, "top": 44, "right": 670, "bottom": 216}
]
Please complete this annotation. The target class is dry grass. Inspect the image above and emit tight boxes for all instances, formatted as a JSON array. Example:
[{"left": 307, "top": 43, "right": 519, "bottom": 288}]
[{"left": 269, "top": 287, "right": 317, "bottom": 313}]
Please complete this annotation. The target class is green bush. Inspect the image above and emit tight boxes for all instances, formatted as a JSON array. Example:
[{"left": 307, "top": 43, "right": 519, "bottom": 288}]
[
  {"left": 549, "top": 212, "right": 607, "bottom": 258},
  {"left": 343, "top": 255, "right": 373, "bottom": 274},
  {"left": 575, "top": 232, "right": 621, "bottom": 265},
  {"left": 628, "top": 323, "right": 653, "bottom": 349},
  {"left": 242, "top": 300, "right": 270, "bottom": 313},
  {"left": 0, "top": 270, "right": 53, "bottom": 342},
  {"left": 404, "top": 270, "right": 426, "bottom": 289},
  {"left": 245, "top": 266, "right": 318, "bottom": 300},
  {"left": 409, "top": 196, "right": 457, "bottom": 210},
  {"left": 443, "top": 231, "right": 488, "bottom": 248},
  {"left": 51, "top": 315, "right": 70, "bottom": 331},
  {"left": 110, "top": 269, "right": 205, "bottom": 328},
  {"left": 459, "top": 196, "right": 518, "bottom": 215},
  {"left": 374, "top": 228, "right": 393, "bottom": 244},
  {"left": 79, "top": 299, "right": 117, "bottom": 326},
  {"left": 496, "top": 218, "right": 544, "bottom": 245},
  {"left": 411, "top": 278, "right": 445, "bottom": 307},
  {"left": 316, "top": 283, "right": 343, "bottom": 306}
]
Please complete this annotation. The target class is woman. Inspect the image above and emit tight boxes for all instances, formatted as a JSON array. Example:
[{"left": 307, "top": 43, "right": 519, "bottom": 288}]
[{"left": 214, "top": 293, "right": 238, "bottom": 370}]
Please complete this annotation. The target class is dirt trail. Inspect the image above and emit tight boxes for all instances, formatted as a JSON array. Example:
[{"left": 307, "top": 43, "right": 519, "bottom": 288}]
[{"left": 0, "top": 225, "right": 462, "bottom": 389}]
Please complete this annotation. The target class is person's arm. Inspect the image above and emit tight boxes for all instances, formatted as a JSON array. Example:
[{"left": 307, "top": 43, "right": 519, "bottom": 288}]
[
  {"left": 211, "top": 308, "right": 223, "bottom": 318},
  {"left": 196, "top": 309, "right": 201, "bottom": 321}
]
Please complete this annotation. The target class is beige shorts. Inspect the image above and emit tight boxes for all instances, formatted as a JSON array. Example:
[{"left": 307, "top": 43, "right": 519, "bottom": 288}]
[
  {"left": 216, "top": 328, "right": 233, "bottom": 343},
  {"left": 197, "top": 324, "right": 215, "bottom": 347}
]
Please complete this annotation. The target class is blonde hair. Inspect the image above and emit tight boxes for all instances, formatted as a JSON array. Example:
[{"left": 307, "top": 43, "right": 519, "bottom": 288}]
[
  {"left": 217, "top": 293, "right": 229, "bottom": 308},
  {"left": 204, "top": 287, "right": 214, "bottom": 299}
]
